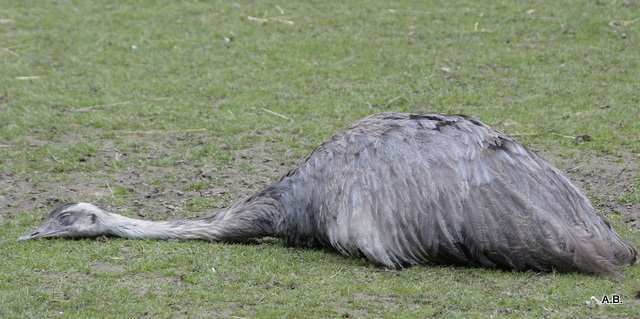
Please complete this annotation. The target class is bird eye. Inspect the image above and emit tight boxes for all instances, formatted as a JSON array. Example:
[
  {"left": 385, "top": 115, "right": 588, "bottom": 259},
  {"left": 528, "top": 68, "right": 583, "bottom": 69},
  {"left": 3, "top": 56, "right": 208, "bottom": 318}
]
[{"left": 58, "top": 213, "right": 74, "bottom": 226}]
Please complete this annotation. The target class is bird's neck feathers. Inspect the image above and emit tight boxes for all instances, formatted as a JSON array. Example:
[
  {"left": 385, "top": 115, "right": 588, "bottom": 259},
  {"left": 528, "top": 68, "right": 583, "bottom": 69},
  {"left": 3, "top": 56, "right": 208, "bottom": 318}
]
[
  {"left": 102, "top": 194, "right": 285, "bottom": 241},
  {"left": 101, "top": 213, "right": 221, "bottom": 240}
]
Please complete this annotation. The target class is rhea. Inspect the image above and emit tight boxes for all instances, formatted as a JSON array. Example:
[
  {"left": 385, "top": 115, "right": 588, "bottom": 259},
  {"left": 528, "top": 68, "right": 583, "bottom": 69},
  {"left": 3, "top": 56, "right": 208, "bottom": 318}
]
[{"left": 19, "top": 113, "right": 637, "bottom": 276}]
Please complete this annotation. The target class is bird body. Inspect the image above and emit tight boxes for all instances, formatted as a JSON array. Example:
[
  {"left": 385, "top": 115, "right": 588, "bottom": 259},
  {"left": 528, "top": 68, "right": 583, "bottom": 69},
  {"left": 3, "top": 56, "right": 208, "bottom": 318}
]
[{"left": 20, "top": 112, "right": 637, "bottom": 276}]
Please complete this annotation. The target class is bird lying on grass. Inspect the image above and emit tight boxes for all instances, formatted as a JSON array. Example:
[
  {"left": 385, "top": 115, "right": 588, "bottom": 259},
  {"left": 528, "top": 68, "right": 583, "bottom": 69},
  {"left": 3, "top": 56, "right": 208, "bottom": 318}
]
[{"left": 19, "top": 112, "right": 638, "bottom": 277}]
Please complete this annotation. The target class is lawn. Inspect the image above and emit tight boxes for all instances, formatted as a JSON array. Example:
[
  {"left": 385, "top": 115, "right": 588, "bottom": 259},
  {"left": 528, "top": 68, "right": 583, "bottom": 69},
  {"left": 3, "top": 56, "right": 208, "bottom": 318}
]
[{"left": 1, "top": 0, "right": 639, "bottom": 318}]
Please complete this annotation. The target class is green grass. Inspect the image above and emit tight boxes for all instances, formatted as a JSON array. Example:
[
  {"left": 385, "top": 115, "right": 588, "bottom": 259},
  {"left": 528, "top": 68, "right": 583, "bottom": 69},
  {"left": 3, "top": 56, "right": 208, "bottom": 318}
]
[
  {"left": 1, "top": 0, "right": 639, "bottom": 318},
  {"left": 619, "top": 177, "right": 640, "bottom": 206}
]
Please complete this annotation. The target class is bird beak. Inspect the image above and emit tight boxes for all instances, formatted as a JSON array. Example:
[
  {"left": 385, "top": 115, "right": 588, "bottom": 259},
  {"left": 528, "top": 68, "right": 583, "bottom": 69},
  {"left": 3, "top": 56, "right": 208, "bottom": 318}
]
[
  {"left": 18, "top": 223, "right": 61, "bottom": 241},
  {"left": 18, "top": 231, "right": 40, "bottom": 241}
]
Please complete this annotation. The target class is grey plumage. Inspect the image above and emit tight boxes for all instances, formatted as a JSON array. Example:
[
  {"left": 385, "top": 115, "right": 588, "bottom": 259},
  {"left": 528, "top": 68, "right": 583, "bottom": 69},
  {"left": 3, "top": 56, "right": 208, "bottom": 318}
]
[{"left": 20, "top": 112, "right": 638, "bottom": 276}]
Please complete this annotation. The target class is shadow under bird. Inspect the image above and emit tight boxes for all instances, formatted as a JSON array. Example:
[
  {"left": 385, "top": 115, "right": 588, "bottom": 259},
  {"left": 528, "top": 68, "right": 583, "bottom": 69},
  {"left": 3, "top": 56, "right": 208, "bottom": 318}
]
[{"left": 19, "top": 112, "right": 638, "bottom": 277}]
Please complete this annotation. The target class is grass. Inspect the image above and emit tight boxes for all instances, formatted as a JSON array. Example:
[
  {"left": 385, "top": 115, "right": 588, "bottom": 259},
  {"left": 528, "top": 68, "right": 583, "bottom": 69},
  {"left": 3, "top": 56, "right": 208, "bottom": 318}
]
[{"left": 1, "top": 0, "right": 639, "bottom": 317}]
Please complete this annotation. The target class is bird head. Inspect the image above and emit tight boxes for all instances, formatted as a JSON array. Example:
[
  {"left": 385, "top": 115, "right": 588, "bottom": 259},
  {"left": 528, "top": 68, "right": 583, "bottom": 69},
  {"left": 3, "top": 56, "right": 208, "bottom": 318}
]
[{"left": 18, "top": 202, "right": 110, "bottom": 241}]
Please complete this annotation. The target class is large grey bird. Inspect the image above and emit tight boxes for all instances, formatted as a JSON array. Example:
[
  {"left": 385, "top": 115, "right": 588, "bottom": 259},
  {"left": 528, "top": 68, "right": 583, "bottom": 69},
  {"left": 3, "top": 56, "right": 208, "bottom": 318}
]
[{"left": 19, "top": 113, "right": 637, "bottom": 276}]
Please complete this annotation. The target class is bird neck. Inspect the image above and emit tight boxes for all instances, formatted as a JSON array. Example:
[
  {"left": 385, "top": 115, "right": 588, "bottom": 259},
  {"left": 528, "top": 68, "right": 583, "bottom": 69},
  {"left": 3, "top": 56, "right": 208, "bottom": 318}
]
[
  {"left": 101, "top": 193, "right": 285, "bottom": 241},
  {"left": 101, "top": 213, "right": 218, "bottom": 240}
]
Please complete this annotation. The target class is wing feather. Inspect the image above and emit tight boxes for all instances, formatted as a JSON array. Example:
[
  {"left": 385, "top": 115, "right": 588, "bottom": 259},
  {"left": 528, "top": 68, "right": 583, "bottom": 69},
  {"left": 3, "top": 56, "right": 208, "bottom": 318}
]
[{"left": 278, "top": 113, "right": 637, "bottom": 276}]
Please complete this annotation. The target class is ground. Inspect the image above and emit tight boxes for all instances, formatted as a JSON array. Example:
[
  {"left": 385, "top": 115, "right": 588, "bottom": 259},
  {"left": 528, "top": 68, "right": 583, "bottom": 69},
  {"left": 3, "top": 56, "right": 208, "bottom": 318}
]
[{"left": 0, "top": 0, "right": 639, "bottom": 318}]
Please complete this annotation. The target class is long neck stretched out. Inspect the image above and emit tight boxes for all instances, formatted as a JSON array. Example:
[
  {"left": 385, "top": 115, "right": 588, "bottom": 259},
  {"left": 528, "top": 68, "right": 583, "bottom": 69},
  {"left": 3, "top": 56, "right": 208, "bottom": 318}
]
[{"left": 102, "top": 194, "right": 286, "bottom": 242}]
